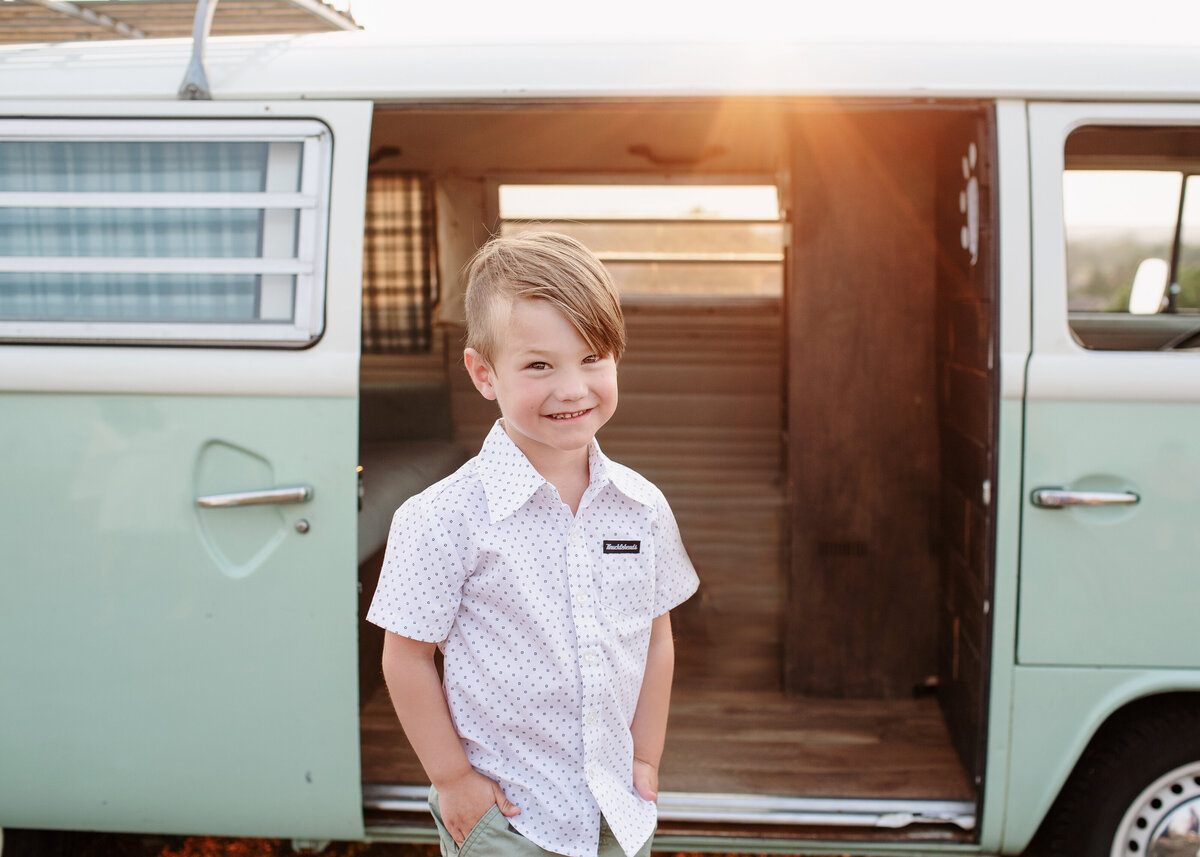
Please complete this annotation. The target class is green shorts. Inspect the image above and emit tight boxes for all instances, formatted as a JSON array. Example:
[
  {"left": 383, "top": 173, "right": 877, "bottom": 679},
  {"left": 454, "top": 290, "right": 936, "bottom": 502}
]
[{"left": 429, "top": 786, "right": 653, "bottom": 857}]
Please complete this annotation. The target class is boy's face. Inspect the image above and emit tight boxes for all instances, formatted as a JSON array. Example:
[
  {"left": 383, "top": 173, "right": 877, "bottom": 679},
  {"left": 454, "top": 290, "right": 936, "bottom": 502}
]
[{"left": 464, "top": 298, "right": 617, "bottom": 467}]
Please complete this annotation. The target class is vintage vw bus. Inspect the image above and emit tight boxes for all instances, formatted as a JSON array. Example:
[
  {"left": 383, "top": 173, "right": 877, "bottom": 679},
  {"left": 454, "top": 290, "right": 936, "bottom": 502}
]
[{"left": 1, "top": 23, "right": 1199, "bottom": 857}]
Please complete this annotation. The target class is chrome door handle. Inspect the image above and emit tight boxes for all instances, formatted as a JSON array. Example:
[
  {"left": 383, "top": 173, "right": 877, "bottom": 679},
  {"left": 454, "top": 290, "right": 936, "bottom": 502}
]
[
  {"left": 1030, "top": 488, "right": 1140, "bottom": 509},
  {"left": 195, "top": 485, "right": 313, "bottom": 508}
]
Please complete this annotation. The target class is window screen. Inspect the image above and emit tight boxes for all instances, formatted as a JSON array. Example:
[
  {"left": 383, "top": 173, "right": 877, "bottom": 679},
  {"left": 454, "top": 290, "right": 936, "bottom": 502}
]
[{"left": 0, "top": 119, "right": 331, "bottom": 346}]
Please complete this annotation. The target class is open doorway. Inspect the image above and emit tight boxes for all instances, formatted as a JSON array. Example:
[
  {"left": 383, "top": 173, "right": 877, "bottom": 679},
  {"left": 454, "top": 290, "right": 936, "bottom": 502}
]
[{"left": 355, "top": 99, "right": 993, "bottom": 842}]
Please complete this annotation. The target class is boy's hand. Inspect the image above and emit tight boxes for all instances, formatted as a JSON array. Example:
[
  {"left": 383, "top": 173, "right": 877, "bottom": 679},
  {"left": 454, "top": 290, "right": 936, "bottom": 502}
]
[
  {"left": 632, "top": 757, "right": 659, "bottom": 802},
  {"left": 437, "top": 769, "right": 520, "bottom": 846}
]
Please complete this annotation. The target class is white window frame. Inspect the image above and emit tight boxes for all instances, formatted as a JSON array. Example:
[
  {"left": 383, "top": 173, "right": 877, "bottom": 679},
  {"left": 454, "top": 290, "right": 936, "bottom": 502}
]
[
  {"left": 1028, "top": 102, "right": 1200, "bottom": 402},
  {"left": 0, "top": 118, "right": 332, "bottom": 347}
]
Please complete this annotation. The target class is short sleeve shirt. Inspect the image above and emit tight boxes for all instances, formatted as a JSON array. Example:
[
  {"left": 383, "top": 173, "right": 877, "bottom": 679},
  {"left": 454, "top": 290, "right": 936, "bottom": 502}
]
[{"left": 366, "top": 421, "right": 699, "bottom": 857}]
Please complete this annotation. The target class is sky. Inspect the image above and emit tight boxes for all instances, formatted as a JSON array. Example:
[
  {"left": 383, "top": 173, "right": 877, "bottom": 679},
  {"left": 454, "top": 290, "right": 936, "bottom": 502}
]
[{"left": 332, "top": 0, "right": 1200, "bottom": 46}]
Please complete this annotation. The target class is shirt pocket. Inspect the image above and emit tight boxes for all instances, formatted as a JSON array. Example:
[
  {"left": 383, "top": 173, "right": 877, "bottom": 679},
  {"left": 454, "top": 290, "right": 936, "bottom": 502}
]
[{"left": 598, "top": 552, "right": 655, "bottom": 618}]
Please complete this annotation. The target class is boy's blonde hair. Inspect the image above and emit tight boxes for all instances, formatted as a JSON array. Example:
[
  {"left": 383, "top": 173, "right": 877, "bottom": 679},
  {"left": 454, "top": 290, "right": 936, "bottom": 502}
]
[{"left": 464, "top": 232, "right": 626, "bottom": 365}]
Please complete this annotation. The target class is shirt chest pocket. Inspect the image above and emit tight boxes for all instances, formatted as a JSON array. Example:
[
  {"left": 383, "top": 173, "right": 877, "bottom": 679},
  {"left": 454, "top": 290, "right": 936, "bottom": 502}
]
[{"left": 597, "top": 549, "right": 655, "bottom": 618}]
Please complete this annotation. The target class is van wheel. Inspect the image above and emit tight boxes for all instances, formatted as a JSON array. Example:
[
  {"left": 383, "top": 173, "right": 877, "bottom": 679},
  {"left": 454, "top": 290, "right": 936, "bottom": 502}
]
[{"left": 1040, "top": 702, "right": 1200, "bottom": 857}]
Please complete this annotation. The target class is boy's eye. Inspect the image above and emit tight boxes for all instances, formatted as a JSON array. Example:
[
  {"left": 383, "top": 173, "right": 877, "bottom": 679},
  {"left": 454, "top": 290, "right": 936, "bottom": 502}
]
[
  {"left": 582, "top": 355, "right": 599, "bottom": 364},
  {"left": 527, "top": 361, "right": 548, "bottom": 370}
]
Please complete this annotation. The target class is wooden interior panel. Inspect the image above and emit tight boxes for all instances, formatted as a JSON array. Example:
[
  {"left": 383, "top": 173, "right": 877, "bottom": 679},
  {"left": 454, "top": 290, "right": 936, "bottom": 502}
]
[
  {"left": 368, "top": 103, "right": 788, "bottom": 176},
  {"left": 784, "top": 109, "right": 943, "bottom": 698},
  {"left": 934, "top": 110, "right": 997, "bottom": 782}
]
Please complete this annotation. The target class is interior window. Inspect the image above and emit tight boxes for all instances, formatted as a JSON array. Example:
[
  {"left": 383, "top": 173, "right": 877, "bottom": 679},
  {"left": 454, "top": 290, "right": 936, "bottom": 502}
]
[
  {"left": 498, "top": 184, "right": 783, "bottom": 298},
  {"left": 1063, "top": 125, "right": 1200, "bottom": 351},
  {"left": 0, "top": 119, "right": 331, "bottom": 346}
]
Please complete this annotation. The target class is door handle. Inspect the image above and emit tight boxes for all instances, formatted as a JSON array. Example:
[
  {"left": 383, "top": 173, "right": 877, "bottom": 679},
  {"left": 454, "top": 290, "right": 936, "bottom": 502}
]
[
  {"left": 195, "top": 485, "right": 313, "bottom": 508},
  {"left": 1030, "top": 488, "right": 1140, "bottom": 509}
]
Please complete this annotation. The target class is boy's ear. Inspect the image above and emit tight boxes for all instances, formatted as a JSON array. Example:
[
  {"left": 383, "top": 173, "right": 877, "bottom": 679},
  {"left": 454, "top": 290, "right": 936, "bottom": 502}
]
[{"left": 463, "top": 348, "right": 498, "bottom": 401}]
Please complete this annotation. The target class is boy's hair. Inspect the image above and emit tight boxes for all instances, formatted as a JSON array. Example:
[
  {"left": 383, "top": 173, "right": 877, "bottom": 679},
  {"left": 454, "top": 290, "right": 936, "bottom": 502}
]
[{"left": 464, "top": 232, "right": 626, "bottom": 365}]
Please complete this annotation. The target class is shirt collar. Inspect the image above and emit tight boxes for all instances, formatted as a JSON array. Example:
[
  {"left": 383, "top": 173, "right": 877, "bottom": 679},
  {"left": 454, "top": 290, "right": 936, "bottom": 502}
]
[
  {"left": 586, "top": 437, "right": 656, "bottom": 509},
  {"left": 476, "top": 420, "right": 653, "bottom": 524}
]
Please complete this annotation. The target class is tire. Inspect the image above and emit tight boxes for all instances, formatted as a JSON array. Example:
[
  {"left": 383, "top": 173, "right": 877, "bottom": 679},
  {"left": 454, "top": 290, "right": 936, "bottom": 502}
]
[{"left": 1037, "top": 699, "right": 1200, "bottom": 857}]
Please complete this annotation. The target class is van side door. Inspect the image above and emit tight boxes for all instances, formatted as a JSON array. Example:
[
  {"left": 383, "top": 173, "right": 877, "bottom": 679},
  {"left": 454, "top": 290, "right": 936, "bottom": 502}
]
[
  {"left": 1020, "top": 103, "right": 1200, "bottom": 668},
  {"left": 0, "top": 104, "right": 371, "bottom": 840}
]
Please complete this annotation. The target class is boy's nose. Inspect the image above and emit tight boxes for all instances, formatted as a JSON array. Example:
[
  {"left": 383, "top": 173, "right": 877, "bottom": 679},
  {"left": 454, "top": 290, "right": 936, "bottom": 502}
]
[{"left": 556, "top": 370, "right": 588, "bottom": 401}]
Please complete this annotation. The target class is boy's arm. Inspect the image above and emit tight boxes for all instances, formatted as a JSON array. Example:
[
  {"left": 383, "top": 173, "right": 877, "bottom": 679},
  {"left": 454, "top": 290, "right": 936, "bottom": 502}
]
[
  {"left": 381, "top": 631, "right": 519, "bottom": 843},
  {"left": 629, "top": 612, "right": 675, "bottom": 802}
]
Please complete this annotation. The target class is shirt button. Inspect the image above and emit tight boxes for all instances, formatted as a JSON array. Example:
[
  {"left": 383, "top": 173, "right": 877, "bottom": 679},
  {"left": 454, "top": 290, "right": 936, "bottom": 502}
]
[
  {"left": 585, "top": 711, "right": 598, "bottom": 725},
  {"left": 586, "top": 763, "right": 599, "bottom": 779},
  {"left": 584, "top": 650, "right": 597, "bottom": 664},
  {"left": 568, "top": 528, "right": 579, "bottom": 543}
]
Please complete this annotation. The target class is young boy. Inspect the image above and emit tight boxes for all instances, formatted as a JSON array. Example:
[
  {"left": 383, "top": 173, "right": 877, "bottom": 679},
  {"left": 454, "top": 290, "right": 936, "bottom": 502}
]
[{"left": 366, "top": 232, "right": 698, "bottom": 857}]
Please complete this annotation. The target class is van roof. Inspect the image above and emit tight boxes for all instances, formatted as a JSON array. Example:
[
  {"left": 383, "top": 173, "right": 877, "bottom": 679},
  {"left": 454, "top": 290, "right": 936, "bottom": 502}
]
[{"left": 0, "top": 30, "right": 1197, "bottom": 102}]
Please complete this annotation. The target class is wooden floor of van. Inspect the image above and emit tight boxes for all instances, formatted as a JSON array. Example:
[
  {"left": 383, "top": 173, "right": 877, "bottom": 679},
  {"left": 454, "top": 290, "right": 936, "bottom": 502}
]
[{"left": 361, "top": 683, "right": 970, "bottom": 800}]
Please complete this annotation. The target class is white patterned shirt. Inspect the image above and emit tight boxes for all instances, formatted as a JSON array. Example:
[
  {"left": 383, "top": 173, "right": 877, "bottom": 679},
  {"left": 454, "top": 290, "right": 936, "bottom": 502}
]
[{"left": 367, "top": 421, "right": 699, "bottom": 857}]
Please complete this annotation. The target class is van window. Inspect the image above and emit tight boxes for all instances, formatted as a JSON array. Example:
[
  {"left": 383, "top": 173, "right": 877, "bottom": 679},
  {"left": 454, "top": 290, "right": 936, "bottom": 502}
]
[
  {"left": 0, "top": 119, "right": 331, "bottom": 347},
  {"left": 1063, "top": 125, "right": 1200, "bottom": 350},
  {"left": 498, "top": 184, "right": 783, "bottom": 298}
]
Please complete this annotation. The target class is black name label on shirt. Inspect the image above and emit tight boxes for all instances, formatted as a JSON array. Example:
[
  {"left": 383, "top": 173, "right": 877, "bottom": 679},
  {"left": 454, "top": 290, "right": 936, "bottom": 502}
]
[{"left": 603, "top": 540, "right": 641, "bottom": 554}]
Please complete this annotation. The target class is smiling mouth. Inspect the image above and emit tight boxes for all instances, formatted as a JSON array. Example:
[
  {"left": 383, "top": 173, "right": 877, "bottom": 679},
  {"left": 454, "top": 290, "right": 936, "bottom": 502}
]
[{"left": 547, "top": 408, "right": 592, "bottom": 420}]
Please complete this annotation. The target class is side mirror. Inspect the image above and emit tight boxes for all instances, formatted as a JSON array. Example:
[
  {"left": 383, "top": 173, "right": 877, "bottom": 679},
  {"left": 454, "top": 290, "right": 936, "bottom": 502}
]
[{"left": 1128, "top": 258, "right": 1169, "bottom": 314}]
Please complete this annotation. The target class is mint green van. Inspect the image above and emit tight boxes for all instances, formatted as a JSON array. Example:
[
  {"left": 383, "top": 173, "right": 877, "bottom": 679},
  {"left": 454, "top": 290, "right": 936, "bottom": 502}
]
[{"left": 2, "top": 26, "right": 1199, "bottom": 857}]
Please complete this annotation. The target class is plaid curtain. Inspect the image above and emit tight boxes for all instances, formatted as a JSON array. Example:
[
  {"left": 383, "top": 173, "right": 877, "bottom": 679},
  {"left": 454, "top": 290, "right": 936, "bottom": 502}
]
[{"left": 362, "top": 173, "right": 437, "bottom": 353}]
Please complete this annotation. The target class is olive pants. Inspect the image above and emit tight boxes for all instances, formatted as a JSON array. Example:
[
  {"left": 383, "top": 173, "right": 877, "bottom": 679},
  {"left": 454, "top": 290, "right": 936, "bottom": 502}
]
[{"left": 429, "top": 787, "right": 654, "bottom": 857}]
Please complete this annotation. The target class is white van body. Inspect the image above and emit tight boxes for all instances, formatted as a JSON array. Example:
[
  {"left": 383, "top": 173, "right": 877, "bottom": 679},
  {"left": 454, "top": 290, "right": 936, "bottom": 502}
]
[{"left": 2, "top": 32, "right": 1200, "bottom": 857}]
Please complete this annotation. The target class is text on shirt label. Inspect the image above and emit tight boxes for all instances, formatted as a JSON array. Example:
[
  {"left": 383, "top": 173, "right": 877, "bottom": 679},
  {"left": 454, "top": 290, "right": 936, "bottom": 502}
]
[{"left": 602, "top": 540, "right": 641, "bottom": 554}]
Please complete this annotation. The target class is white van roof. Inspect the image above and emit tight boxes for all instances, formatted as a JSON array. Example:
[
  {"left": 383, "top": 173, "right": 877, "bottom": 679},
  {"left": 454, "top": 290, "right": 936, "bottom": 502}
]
[{"left": 0, "top": 30, "right": 1197, "bottom": 102}]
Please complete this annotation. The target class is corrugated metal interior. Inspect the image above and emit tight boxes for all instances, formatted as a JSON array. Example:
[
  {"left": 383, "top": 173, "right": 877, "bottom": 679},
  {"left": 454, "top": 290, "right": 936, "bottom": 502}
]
[{"left": 449, "top": 300, "right": 788, "bottom": 694}]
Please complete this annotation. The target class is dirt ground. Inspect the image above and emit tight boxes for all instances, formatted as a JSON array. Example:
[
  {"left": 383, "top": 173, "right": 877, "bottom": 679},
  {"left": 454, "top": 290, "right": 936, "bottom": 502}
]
[
  {"left": 1, "top": 832, "right": 817, "bottom": 857},
  {"left": 0, "top": 832, "right": 437, "bottom": 857}
]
